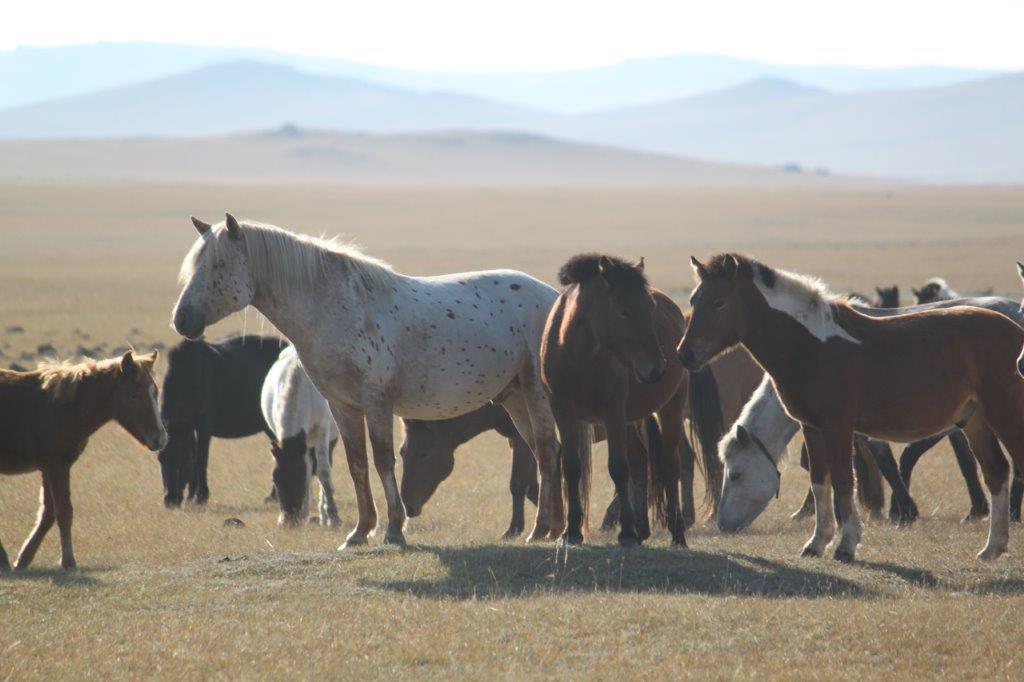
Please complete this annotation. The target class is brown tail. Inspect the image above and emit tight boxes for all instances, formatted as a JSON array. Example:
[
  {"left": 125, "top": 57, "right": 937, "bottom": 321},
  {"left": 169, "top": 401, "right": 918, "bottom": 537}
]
[
  {"left": 641, "top": 415, "right": 669, "bottom": 526},
  {"left": 687, "top": 365, "right": 725, "bottom": 513}
]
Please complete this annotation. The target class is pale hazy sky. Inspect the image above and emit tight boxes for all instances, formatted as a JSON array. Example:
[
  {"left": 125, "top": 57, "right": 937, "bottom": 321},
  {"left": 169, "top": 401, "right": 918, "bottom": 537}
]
[{"left": 3, "top": 0, "right": 1023, "bottom": 71}]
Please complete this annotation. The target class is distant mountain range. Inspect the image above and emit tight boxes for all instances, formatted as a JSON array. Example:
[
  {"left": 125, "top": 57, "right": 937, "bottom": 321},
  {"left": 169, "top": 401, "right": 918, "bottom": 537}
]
[
  {"left": 0, "top": 46, "right": 1019, "bottom": 183},
  {"left": 0, "top": 128, "right": 847, "bottom": 186},
  {"left": 0, "top": 43, "right": 1001, "bottom": 113}
]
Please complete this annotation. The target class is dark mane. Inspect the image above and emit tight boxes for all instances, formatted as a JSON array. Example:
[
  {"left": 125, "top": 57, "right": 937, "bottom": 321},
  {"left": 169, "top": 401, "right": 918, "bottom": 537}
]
[
  {"left": 703, "top": 253, "right": 777, "bottom": 288},
  {"left": 558, "top": 253, "right": 648, "bottom": 288}
]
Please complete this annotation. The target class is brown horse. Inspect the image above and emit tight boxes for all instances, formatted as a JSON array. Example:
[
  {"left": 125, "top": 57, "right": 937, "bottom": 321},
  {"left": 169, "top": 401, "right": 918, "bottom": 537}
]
[
  {"left": 541, "top": 254, "right": 721, "bottom": 547},
  {"left": 0, "top": 351, "right": 166, "bottom": 571},
  {"left": 679, "top": 254, "right": 1024, "bottom": 562}
]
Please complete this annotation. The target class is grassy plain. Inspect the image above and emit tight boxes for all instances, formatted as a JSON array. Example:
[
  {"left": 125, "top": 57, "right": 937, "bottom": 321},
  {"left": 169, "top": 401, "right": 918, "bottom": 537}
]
[{"left": 1, "top": 182, "right": 1023, "bottom": 679}]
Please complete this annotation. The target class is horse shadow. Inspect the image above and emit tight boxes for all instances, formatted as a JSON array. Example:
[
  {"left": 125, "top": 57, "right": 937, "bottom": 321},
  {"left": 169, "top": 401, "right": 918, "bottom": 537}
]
[
  {"left": 0, "top": 565, "right": 109, "bottom": 586},
  {"left": 361, "top": 544, "right": 875, "bottom": 601},
  {"left": 860, "top": 560, "right": 1024, "bottom": 595}
]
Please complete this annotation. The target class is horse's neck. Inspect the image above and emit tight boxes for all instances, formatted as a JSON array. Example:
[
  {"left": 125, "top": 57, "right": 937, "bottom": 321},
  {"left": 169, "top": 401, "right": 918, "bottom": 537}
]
[
  {"left": 739, "top": 294, "right": 816, "bottom": 397},
  {"left": 250, "top": 259, "right": 363, "bottom": 353},
  {"left": 59, "top": 373, "right": 118, "bottom": 441}
]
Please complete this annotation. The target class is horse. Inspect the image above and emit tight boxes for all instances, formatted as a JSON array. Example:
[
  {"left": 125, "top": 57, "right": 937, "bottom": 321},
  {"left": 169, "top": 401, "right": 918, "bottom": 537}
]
[
  {"left": 913, "top": 277, "right": 958, "bottom": 304},
  {"left": 261, "top": 345, "right": 340, "bottom": 527},
  {"left": 0, "top": 352, "right": 165, "bottom": 571},
  {"left": 399, "top": 403, "right": 539, "bottom": 539},
  {"left": 173, "top": 214, "right": 564, "bottom": 548},
  {"left": 159, "top": 333, "right": 285, "bottom": 508},
  {"left": 718, "top": 373, "right": 916, "bottom": 531},
  {"left": 679, "top": 254, "right": 1024, "bottom": 562},
  {"left": 540, "top": 254, "right": 722, "bottom": 547}
]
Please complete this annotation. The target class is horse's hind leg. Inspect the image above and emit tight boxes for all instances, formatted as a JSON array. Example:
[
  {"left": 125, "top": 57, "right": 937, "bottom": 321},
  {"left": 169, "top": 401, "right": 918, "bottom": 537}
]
[
  {"left": 961, "top": 414, "right": 1011, "bottom": 560},
  {"left": 0, "top": 538, "right": 8, "bottom": 572},
  {"left": 315, "top": 436, "right": 340, "bottom": 527},
  {"left": 949, "top": 431, "right": 990, "bottom": 521},
  {"left": 332, "top": 404, "right": 377, "bottom": 549},
  {"left": 14, "top": 472, "right": 55, "bottom": 571},
  {"left": 791, "top": 444, "right": 815, "bottom": 521},
  {"left": 656, "top": 393, "right": 687, "bottom": 546},
  {"left": 853, "top": 438, "right": 883, "bottom": 522},
  {"left": 503, "top": 436, "right": 537, "bottom": 540},
  {"left": 678, "top": 431, "right": 697, "bottom": 530},
  {"left": 554, "top": 414, "right": 590, "bottom": 545},
  {"left": 864, "top": 438, "right": 919, "bottom": 525},
  {"left": 601, "top": 494, "right": 620, "bottom": 530}
]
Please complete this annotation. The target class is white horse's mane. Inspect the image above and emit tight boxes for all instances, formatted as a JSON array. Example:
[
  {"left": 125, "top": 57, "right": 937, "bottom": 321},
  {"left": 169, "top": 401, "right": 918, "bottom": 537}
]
[
  {"left": 752, "top": 263, "right": 860, "bottom": 344},
  {"left": 178, "top": 219, "right": 397, "bottom": 298}
]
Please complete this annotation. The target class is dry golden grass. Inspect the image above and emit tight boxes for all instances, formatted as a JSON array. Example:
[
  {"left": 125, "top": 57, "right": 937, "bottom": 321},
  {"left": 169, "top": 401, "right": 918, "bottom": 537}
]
[{"left": 1, "top": 182, "right": 1023, "bottom": 679}]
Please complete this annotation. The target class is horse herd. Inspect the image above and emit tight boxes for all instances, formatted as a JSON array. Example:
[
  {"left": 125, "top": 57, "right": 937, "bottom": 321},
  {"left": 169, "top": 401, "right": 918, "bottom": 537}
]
[{"left": 2, "top": 213, "right": 1024, "bottom": 571}]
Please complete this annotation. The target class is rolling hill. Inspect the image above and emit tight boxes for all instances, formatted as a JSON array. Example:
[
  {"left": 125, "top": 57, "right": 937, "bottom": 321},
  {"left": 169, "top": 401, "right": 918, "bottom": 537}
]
[{"left": 0, "top": 127, "right": 849, "bottom": 186}]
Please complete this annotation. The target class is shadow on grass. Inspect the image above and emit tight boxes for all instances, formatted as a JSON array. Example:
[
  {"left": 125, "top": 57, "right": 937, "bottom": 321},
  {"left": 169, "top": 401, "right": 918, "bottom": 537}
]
[
  {"left": 0, "top": 565, "right": 109, "bottom": 586},
  {"left": 363, "top": 544, "right": 875, "bottom": 600}
]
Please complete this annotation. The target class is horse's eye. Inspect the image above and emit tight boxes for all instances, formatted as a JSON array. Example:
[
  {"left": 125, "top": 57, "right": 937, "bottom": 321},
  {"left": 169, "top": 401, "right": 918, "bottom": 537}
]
[
  {"left": 713, "top": 299, "right": 727, "bottom": 310},
  {"left": 728, "top": 471, "right": 741, "bottom": 481},
  {"left": 618, "top": 308, "right": 631, "bottom": 319}
]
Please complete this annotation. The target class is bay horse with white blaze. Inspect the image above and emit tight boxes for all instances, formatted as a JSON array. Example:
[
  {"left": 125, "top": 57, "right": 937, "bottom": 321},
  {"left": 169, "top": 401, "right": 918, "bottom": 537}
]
[
  {"left": 173, "top": 214, "right": 564, "bottom": 548},
  {"left": 541, "top": 254, "right": 721, "bottom": 547},
  {"left": 0, "top": 352, "right": 165, "bottom": 571},
  {"left": 679, "top": 254, "right": 1024, "bottom": 562}
]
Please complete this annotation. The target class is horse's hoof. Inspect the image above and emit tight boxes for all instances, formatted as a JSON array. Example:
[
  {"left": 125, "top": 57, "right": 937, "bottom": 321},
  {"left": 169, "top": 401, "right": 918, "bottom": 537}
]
[
  {"left": 339, "top": 534, "right": 368, "bottom": 551},
  {"left": 833, "top": 548, "right": 855, "bottom": 563},
  {"left": 618, "top": 536, "right": 641, "bottom": 548},
  {"left": 962, "top": 509, "right": 988, "bottom": 523},
  {"left": 558, "top": 532, "right": 584, "bottom": 547},
  {"left": 976, "top": 545, "right": 1007, "bottom": 561},
  {"left": 501, "top": 526, "right": 523, "bottom": 540},
  {"left": 61, "top": 560, "right": 78, "bottom": 571},
  {"left": 383, "top": 532, "right": 407, "bottom": 548},
  {"left": 800, "top": 543, "right": 822, "bottom": 558}
]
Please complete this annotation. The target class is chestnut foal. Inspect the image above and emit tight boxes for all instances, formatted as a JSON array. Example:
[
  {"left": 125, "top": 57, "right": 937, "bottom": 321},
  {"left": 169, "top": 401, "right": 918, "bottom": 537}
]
[
  {"left": 679, "top": 254, "right": 1024, "bottom": 562},
  {"left": 0, "top": 351, "right": 165, "bottom": 571}
]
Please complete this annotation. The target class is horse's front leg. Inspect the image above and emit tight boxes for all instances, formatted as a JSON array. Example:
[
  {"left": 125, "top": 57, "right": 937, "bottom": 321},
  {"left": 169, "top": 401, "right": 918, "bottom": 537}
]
[
  {"left": 606, "top": 409, "right": 642, "bottom": 547},
  {"left": 824, "top": 426, "right": 859, "bottom": 562},
  {"left": 799, "top": 426, "right": 837, "bottom": 558},
  {"left": 331, "top": 404, "right": 377, "bottom": 549},
  {"left": 194, "top": 428, "right": 212, "bottom": 504},
  {"left": 316, "top": 437, "right": 341, "bottom": 527},
  {"left": 364, "top": 402, "right": 407, "bottom": 547},
  {"left": 14, "top": 472, "right": 55, "bottom": 571},
  {"left": 48, "top": 465, "right": 77, "bottom": 570}
]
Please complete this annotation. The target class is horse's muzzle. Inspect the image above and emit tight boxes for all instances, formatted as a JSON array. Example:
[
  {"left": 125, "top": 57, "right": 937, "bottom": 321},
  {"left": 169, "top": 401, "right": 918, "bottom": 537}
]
[
  {"left": 677, "top": 346, "right": 701, "bottom": 371},
  {"left": 172, "top": 306, "right": 205, "bottom": 340}
]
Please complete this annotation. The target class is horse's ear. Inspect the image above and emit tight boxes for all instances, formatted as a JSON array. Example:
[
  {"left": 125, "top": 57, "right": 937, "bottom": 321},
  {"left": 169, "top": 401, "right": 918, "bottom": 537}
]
[
  {"left": 722, "top": 254, "right": 738, "bottom": 279},
  {"left": 634, "top": 256, "right": 645, "bottom": 273},
  {"left": 191, "top": 216, "right": 211, "bottom": 235},
  {"left": 225, "top": 213, "right": 242, "bottom": 241},
  {"left": 597, "top": 256, "right": 615, "bottom": 285},
  {"left": 138, "top": 350, "right": 158, "bottom": 369},
  {"left": 875, "top": 286, "right": 884, "bottom": 296},
  {"left": 1017, "top": 261, "right": 1024, "bottom": 281},
  {"left": 120, "top": 351, "right": 136, "bottom": 374},
  {"left": 735, "top": 424, "right": 751, "bottom": 447},
  {"left": 911, "top": 287, "right": 920, "bottom": 297},
  {"left": 690, "top": 256, "right": 708, "bottom": 280}
]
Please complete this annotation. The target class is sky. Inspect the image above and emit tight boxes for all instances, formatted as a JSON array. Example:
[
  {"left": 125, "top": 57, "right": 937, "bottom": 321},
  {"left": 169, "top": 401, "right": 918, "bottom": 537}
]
[{"left": 2, "top": 0, "right": 1023, "bottom": 72}]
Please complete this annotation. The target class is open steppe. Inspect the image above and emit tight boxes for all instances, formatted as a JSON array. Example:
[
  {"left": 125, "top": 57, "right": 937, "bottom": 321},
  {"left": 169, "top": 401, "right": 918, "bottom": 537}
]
[{"left": 1, "top": 182, "right": 1023, "bottom": 678}]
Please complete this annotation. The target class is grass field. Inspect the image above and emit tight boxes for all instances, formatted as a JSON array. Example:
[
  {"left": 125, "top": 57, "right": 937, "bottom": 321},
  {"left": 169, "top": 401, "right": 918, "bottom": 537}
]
[{"left": 1, "top": 182, "right": 1023, "bottom": 679}]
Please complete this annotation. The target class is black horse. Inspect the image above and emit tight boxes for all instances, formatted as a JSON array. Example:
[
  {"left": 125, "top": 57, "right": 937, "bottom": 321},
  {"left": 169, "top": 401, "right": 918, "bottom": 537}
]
[{"left": 159, "top": 334, "right": 286, "bottom": 507}]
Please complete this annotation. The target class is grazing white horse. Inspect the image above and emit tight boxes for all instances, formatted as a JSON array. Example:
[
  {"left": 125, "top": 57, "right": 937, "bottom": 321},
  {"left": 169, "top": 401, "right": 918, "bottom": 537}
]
[
  {"left": 262, "top": 345, "right": 340, "bottom": 527},
  {"left": 172, "top": 214, "right": 563, "bottom": 548}
]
